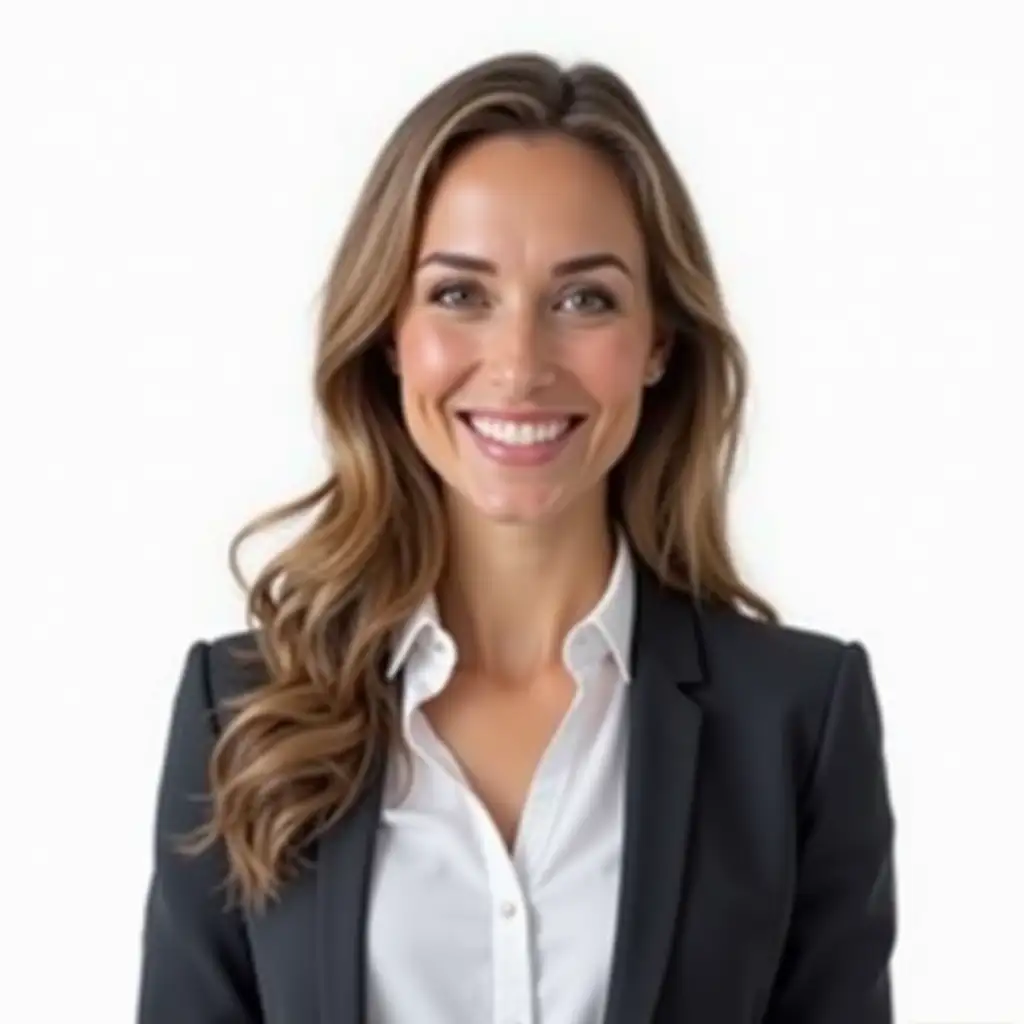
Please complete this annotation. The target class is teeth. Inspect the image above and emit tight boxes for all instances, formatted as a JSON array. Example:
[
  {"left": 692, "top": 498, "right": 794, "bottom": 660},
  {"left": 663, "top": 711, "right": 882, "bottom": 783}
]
[{"left": 468, "top": 415, "right": 572, "bottom": 446}]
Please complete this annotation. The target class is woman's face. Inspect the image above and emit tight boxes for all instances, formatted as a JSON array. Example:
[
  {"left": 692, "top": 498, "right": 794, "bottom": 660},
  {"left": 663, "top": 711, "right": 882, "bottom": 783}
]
[{"left": 393, "top": 132, "right": 662, "bottom": 527}]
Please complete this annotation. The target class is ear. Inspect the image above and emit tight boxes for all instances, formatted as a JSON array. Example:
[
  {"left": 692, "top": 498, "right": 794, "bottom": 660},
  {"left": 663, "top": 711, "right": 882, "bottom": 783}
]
[{"left": 645, "top": 329, "right": 673, "bottom": 386}]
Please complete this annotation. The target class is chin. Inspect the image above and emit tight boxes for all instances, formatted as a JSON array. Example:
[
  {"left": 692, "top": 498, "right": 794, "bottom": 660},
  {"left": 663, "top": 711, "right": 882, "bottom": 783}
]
[{"left": 463, "top": 483, "right": 571, "bottom": 525}]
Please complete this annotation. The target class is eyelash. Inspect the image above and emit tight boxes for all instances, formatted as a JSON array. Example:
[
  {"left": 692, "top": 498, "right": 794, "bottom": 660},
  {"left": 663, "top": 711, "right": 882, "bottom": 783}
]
[{"left": 427, "top": 281, "right": 619, "bottom": 314}]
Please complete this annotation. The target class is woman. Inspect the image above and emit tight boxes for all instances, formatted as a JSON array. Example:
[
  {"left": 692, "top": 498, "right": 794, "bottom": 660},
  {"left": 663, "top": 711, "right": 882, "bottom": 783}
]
[{"left": 138, "top": 52, "right": 897, "bottom": 1023}]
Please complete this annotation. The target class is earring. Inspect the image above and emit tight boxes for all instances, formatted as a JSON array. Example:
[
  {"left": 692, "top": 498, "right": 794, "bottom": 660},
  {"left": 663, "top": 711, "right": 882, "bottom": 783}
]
[{"left": 645, "top": 363, "right": 664, "bottom": 386}]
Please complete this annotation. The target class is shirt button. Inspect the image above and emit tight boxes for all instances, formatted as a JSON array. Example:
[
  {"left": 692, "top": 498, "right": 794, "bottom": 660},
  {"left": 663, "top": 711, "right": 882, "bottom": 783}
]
[{"left": 499, "top": 900, "right": 518, "bottom": 919}]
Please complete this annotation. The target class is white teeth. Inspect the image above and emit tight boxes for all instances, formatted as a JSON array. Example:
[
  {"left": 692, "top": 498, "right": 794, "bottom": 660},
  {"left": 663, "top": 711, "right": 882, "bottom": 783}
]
[{"left": 467, "top": 415, "right": 572, "bottom": 446}]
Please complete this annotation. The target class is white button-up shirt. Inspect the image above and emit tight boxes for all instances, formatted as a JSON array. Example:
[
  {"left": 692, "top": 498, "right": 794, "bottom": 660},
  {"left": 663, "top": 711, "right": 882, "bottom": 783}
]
[{"left": 366, "top": 535, "right": 636, "bottom": 1024}]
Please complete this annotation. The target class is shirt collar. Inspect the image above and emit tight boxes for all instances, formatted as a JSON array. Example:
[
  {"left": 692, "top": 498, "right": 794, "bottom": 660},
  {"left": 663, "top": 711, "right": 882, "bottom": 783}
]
[
  {"left": 385, "top": 591, "right": 449, "bottom": 682},
  {"left": 385, "top": 530, "right": 635, "bottom": 684}
]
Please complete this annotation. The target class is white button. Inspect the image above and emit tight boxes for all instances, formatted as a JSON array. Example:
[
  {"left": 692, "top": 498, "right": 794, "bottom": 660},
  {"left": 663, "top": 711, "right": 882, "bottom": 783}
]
[{"left": 499, "top": 900, "right": 518, "bottom": 919}]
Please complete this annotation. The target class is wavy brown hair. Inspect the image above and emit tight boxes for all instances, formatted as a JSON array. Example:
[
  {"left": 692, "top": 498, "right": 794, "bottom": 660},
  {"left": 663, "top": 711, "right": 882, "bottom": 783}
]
[{"left": 185, "top": 51, "right": 778, "bottom": 910}]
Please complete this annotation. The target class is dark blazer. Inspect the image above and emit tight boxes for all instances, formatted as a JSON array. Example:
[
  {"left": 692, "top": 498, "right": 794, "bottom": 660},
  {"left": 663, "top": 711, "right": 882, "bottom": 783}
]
[{"left": 137, "top": 564, "right": 897, "bottom": 1023}]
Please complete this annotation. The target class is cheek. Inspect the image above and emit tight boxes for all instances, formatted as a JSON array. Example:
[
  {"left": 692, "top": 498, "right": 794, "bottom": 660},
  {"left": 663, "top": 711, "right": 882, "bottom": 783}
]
[
  {"left": 571, "top": 330, "right": 650, "bottom": 406},
  {"left": 395, "top": 318, "right": 471, "bottom": 408}
]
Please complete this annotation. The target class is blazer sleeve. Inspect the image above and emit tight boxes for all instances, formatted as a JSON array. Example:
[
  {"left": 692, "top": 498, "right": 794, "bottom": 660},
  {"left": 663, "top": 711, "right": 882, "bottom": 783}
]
[
  {"left": 763, "top": 641, "right": 897, "bottom": 1024},
  {"left": 136, "top": 641, "right": 262, "bottom": 1023}
]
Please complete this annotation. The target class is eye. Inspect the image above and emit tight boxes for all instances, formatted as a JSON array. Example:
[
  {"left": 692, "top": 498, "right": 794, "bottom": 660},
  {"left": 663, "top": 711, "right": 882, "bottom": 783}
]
[
  {"left": 427, "top": 280, "right": 486, "bottom": 310},
  {"left": 557, "top": 285, "right": 618, "bottom": 315}
]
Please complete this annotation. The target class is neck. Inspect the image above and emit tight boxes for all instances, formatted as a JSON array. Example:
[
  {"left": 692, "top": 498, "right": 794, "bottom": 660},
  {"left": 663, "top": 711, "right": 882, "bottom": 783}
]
[{"left": 437, "top": 497, "right": 616, "bottom": 683}]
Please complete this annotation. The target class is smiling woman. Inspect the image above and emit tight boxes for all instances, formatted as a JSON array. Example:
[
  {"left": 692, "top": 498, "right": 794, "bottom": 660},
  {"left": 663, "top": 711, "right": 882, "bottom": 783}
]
[{"left": 138, "top": 52, "right": 896, "bottom": 1024}]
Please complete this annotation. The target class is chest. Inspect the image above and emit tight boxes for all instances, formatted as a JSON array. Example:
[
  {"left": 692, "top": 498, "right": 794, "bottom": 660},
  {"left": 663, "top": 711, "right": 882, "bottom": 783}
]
[
  {"left": 366, "top": 666, "right": 630, "bottom": 1023},
  {"left": 420, "top": 667, "right": 577, "bottom": 847}
]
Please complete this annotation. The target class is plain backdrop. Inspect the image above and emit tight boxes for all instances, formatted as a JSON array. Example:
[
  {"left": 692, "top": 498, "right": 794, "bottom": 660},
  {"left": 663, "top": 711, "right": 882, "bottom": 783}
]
[{"left": 0, "top": 1, "right": 1019, "bottom": 1021}]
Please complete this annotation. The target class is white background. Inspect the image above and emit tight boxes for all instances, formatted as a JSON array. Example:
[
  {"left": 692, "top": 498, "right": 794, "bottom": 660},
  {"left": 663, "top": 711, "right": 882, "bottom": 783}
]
[{"left": 1, "top": 1, "right": 1019, "bottom": 1021}]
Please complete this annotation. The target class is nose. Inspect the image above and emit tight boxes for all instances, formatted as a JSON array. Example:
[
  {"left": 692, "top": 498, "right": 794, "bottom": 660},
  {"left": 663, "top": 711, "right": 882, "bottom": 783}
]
[{"left": 485, "top": 311, "right": 556, "bottom": 396}]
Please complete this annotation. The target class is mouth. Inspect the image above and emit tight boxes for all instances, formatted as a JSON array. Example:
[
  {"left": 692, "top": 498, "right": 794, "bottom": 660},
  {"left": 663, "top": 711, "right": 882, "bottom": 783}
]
[
  {"left": 457, "top": 412, "right": 585, "bottom": 446},
  {"left": 455, "top": 411, "right": 587, "bottom": 467}
]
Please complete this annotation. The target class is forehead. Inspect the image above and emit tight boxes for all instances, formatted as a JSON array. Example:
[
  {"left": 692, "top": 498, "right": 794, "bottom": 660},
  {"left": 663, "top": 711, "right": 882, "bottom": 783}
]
[{"left": 415, "top": 133, "right": 646, "bottom": 267}]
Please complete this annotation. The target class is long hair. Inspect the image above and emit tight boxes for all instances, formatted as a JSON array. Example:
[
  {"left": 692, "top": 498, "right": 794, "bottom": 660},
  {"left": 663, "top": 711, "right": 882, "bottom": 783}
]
[{"left": 184, "top": 51, "right": 778, "bottom": 910}]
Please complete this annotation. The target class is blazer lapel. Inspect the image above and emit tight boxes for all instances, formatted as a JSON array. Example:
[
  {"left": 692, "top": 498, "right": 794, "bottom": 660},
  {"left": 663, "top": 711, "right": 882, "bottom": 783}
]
[
  {"left": 315, "top": 755, "right": 385, "bottom": 1024},
  {"left": 603, "top": 565, "right": 706, "bottom": 1024}
]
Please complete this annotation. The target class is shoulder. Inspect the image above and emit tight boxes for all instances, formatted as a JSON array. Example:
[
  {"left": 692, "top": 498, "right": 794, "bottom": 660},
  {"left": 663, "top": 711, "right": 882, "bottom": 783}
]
[
  {"left": 698, "top": 601, "right": 857, "bottom": 682},
  {"left": 692, "top": 601, "right": 876, "bottom": 746},
  {"left": 178, "top": 629, "right": 269, "bottom": 727}
]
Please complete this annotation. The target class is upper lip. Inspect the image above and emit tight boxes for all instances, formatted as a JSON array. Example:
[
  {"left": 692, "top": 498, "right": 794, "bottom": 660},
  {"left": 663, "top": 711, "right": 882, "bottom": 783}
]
[{"left": 457, "top": 410, "right": 586, "bottom": 423}]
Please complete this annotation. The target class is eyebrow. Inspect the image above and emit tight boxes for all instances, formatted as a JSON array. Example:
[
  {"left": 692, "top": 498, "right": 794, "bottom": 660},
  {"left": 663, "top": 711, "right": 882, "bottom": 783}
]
[{"left": 415, "top": 250, "right": 634, "bottom": 279}]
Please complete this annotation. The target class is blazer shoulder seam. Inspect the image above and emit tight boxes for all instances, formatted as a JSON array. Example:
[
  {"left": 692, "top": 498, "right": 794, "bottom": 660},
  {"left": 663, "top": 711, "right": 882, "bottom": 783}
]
[{"left": 799, "top": 640, "right": 860, "bottom": 799}]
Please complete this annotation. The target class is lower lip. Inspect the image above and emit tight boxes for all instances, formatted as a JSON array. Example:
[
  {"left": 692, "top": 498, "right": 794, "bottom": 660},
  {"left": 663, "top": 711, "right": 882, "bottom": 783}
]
[{"left": 460, "top": 419, "right": 581, "bottom": 467}]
